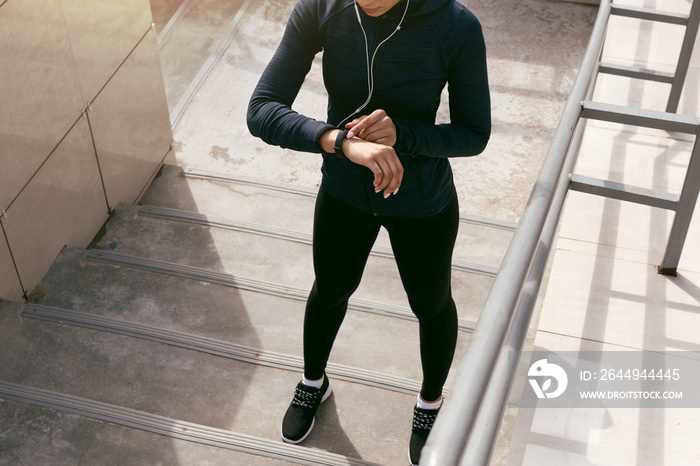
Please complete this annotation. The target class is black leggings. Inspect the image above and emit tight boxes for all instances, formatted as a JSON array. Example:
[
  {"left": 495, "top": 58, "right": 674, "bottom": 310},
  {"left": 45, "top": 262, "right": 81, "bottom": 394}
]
[{"left": 303, "top": 187, "right": 459, "bottom": 401}]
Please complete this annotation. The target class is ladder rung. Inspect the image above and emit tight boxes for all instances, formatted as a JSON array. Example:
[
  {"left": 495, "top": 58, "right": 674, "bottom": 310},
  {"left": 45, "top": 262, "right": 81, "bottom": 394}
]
[
  {"left": 598, "top": 62, "right": 675, "bottom": 83},
  {"left": 569, "top": 174, "right": 679, "bottom": 210},
  {"left": 581, "top": 101, "right": 700, "bottom": 134},
  {"left": 611, "top": 5, "right": 688, "bottom": 25}
]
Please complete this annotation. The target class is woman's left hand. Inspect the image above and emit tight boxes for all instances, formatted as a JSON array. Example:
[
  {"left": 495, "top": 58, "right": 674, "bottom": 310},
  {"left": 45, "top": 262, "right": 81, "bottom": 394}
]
[{"left": 345, "top": 109, "right": 397, "bottom": 147}]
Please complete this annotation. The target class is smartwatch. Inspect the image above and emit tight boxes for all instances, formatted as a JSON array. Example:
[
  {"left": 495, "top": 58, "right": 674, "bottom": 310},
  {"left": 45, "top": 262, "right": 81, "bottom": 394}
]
[{"left": 334, "top": 130, "right": 349, "bottom": 158}]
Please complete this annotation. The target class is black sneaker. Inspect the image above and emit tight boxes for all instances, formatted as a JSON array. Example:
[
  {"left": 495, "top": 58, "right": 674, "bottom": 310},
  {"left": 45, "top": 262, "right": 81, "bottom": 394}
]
[
  {"left": 408, "top": 405, "right": 440, "bottom": 466},
  {"left": 281, "top": 375, "right": 332, "bottom": 444}
]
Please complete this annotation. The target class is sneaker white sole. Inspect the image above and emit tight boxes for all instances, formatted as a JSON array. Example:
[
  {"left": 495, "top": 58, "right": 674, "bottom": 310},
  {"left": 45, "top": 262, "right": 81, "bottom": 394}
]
[
  {"left": 281, "top": 382, "right": 333, "bottom": 444},
  {"left": 282, "top": 418, "right": 315, "bottom": 444},
  {"left": 408, "top": 447, "right": 418, "bottom": 466}
]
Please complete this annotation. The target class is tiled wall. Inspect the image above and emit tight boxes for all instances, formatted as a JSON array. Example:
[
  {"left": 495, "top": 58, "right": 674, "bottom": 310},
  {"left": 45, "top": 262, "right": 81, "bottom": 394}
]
[{"left": 0, "top": 0, "right": 173, "bottom": 301}]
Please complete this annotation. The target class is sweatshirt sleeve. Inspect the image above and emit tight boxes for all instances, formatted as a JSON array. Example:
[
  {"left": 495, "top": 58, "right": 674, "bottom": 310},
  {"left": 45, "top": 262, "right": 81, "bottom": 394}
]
[
  {"left": 247, "top": 0, "right": 334, "bottom": 153},
  {"left": 393, "top": 14, "right": 491, "bottom": 159}
]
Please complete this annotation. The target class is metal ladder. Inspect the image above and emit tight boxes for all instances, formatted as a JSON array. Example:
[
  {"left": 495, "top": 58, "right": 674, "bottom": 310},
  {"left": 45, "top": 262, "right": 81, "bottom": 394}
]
[{"left": 571, "top": 0, "right": 700, "bottom": 276}]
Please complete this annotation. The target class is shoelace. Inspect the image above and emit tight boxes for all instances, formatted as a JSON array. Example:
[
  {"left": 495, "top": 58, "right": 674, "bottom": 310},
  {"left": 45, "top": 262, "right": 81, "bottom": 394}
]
[
  {"left": 291, "top": 386, "right": 321, "bottom": 409},
  {"left": 413, "top": 409, "right": 438, "bottom": 431}
]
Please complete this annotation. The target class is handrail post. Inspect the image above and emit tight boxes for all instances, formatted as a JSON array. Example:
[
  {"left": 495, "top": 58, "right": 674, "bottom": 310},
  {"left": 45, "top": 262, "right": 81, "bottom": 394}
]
[
  {"left": 666, "top": 0, "right": 700, "bottom": 113},
  {"left": 658, "top": 133, "right": 700, "bottom": 275}
]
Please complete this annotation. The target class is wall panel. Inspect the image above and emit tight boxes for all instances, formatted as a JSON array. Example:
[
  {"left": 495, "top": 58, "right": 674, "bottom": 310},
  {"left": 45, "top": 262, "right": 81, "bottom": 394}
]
[
  {"left": 0, "top": 5, "right": 52, "bottom": 211},
  {"left": 2, "top": 116, "right": 109, "bottom": 298},
  {"left": 7, "top": 0, "right": 84, "bottom": 152},
  {"left": 90, "top": 27, "right": 172, "bottom": 208},
  {"left": 60, "top": 0, "right": 153, "bottom": 104}
]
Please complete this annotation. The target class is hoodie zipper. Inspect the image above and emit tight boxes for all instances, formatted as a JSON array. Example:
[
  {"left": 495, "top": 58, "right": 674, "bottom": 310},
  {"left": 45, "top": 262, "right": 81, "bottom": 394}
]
[{"left": 362, "top": 21, "right": 390, "bottom": 217}]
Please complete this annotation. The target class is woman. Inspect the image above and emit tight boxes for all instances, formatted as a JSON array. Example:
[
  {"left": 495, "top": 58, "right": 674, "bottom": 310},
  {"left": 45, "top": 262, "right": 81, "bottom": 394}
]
[{"left": 247, "top": 0, "right": 490, "bottom": 463}]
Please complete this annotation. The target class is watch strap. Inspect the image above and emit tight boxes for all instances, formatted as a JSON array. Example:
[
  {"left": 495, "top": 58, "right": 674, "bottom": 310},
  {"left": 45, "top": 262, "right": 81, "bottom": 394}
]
[{"left": 334, "top": 130, "right": 349, "bottom": 158}]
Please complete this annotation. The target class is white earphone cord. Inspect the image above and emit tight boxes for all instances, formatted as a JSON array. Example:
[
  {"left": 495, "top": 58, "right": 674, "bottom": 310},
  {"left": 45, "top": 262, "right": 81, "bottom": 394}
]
[{"left": 338, "top": 0, "right": 410, "bottom": 128}]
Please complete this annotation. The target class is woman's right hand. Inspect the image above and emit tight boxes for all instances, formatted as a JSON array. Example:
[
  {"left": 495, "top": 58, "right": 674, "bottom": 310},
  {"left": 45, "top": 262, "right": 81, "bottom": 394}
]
[
  {"left": 342, "top": 136, "right": 403, "bottom": 198},
  {"left": 344, "top": 109, "right": 397, "bottom": 147}
]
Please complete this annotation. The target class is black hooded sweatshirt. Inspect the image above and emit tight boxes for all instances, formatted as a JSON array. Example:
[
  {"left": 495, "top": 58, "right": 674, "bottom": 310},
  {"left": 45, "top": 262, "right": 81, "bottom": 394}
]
[{"left": 247, "top": 0, "right": 491, "bottom": 218}]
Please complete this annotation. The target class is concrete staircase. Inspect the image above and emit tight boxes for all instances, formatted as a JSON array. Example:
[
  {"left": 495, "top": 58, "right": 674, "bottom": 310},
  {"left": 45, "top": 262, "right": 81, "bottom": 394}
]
[{"left": 0, "top": 164, "right": 513, "bottom": 465}]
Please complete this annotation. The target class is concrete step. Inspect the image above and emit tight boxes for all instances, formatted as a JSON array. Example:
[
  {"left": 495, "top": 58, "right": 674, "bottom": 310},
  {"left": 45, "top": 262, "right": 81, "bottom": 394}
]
[
  {"left": 141, "top": 164, "right": 515, "bottom": 270},
  {"left": 137, "top": 204, "right": 500, "bottom": 277},
  {"left": 28, "top": 247, "right": 470, "bottom": 385},
  {"left": 0, "top": 378, "right": 382, "bottom": 466},
  {"left": 91, "top": 203, "right": 494, "bottom": 325},
  {"left": 0, "top": 377, "right": 294, "bottom": 466},
  {"left": 0, "top": 298, "right": 414, "bottom": 465}
]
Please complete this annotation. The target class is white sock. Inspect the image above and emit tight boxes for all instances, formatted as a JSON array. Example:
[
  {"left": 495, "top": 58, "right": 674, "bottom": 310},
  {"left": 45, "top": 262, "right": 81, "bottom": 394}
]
[
  {"left": 417, "top": 395, "right": 442, "bottom": 410},
  {"left": 302, "top": 375, "right": 324, "bottom": 388}
]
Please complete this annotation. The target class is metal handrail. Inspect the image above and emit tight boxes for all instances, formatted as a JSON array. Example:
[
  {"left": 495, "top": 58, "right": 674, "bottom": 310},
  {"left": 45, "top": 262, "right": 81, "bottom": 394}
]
[{"left": 420, "top": 1, "right": 614, "bottom": 464}]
